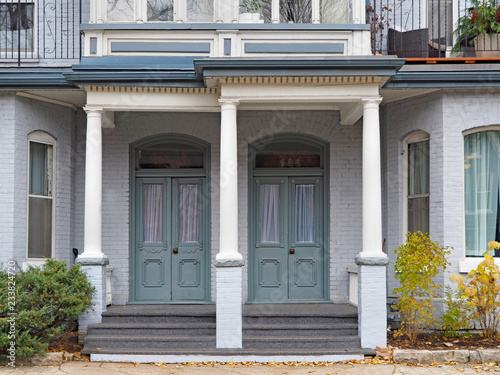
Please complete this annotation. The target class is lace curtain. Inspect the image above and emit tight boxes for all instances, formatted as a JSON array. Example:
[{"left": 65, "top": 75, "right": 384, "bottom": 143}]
[
  {"left": 295, "top": 184, "right": 315, "bottom": 243},
  {"left": 179, "top": 184, "right": 199, "bottom": 243},
  {"left": 260, "top": 184, "right": 280, "bottom": 243},
  {"left": 143, "top": 184, "right": 163, "bottom": 243}
]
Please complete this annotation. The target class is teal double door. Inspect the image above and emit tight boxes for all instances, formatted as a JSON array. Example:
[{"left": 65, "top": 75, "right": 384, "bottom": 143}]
[
  {"left": 132, "top": 177, "right": 209, "bottom": 302},
  {"left": 250, "top": 176, "right": 326, "bottom": 302}
]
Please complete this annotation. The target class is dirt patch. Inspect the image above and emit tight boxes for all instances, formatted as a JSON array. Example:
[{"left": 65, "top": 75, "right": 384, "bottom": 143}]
[
  {"left": 48, "top": 331, "right": 83, "bottom": 353},
  {"left": 388, "top": 331, "right": 500, "bottom": 350}
]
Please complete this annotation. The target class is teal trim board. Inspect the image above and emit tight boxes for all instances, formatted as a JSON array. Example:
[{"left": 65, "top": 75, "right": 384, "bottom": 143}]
[
  {"left": 244, "top": 43, "right": 344, "bottom": 54},
  {"left": 111, "top": 42, "right": 211, "bottom": 54}
]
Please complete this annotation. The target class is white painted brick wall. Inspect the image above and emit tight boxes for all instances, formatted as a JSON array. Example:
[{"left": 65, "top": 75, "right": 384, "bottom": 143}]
[
  {"left": 0, "top": 93, "right": 75, "bottom": 266},
  {"left": 84, "top": 110, "right": 362, "bottom": 305}
]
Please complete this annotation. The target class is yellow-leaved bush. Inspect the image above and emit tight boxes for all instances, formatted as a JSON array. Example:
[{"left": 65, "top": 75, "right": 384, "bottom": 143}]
[
  {"left": 450, "top": 241, "right": 500, "bottom": 338},
  {"left": 393, "top": 232, "right": 451, "bottom": 342}
]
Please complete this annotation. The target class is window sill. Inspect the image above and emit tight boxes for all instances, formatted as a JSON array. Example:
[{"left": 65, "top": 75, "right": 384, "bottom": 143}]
[
  {"left": 459, "top": 257, "right": 499, "bottom": 273},
  {"left": 23, "top": 258, "right": 48, "bottom": 270}
]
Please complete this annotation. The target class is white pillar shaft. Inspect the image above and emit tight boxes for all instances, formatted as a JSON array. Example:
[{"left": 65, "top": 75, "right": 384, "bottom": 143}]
[
  {"left": 82, "top": 109, "right": 105, "bottom": 259},
  {"left": 361, "top": 99, "right": 384, "bottom": 258},
  {"left": 218, "top": 100, "right": 242, "bottom": 261}
]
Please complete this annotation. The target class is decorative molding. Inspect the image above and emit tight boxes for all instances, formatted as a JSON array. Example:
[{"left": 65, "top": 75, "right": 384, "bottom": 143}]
[
  {"left": 218, "top": 76, "right": 383, "bottom": 85},
  {"left": 215, "top": 259, "right": 245, "bottom": 267},
  {"left": 355, "top": 256, "right": 390, "bottom": 266},
  {"left": 82, "top": 85, "right": 219, "bottom": 95},
  {"left": 244, "top": 43, "right": 344, "bottom": 54},
  {"left": 76, "top": 257, "right": 110, "bottom": 265}
]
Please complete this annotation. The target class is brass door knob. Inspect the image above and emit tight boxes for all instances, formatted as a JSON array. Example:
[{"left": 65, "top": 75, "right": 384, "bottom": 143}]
[
  {"left": 289, "top": 249, "right": 295, "bottom": 254},
  {"left": 173, "top": 248, "right": 178, "bottom": 254}
]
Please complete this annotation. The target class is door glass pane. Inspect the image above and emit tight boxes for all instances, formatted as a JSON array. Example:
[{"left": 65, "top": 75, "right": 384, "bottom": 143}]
[
  {"left": 28, "top": 197, "right": 52, "bottom": 258},
  {"left": 255, "top": 141, "right": 321, "bottom": 168},
  {"left": 295, "top": 184, "right": 315, "bottom": 243},
  {"left": 259, "top": 184, "right": 280, "bottom": 243},
  {"left": 187, "top": 0, "right": 213, "bottom": 22},
  {"left": 147, "top": 0, "right": 173, "bottom": 21},
  {"left": 143, "top": 184, "right": 163, "bottom": 243},
  {"left": 179, "top": 184, "right": 199, "bottom": 243}
]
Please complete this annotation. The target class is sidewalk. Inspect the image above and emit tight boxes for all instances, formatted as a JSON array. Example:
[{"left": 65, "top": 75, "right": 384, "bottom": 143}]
[{"left": 1, "top": 361, "right": 498, "bottom": 374}]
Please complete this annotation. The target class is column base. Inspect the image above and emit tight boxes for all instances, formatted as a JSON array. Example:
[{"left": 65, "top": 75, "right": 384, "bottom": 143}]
[
  {"left": 216, "top": 265, "right": 243, "bottom": 349},
  {"left": 77, "top": 263, "right": 108, "bottom": 334},
  {"left": 357, "top": 261, "right": 388, "bottom": 349}
]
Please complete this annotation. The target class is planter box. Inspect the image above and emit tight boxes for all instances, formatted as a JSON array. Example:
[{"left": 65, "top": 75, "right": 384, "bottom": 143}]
[{"left": 474, "top": 34, "right": 500, "bottom": 57}]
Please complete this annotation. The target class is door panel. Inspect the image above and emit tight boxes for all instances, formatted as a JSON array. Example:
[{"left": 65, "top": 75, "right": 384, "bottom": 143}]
[
  {"left": 289, "top": 179, "right": 324, "bottom": 299},
  {"left": 171, "top": 179, "right": 206, "bottom": 301},
  {"left": 252, "top": 177, "right": 325, "bottom": 302},
  {"left": 135, "top": 179, "right": 171, "bottom": 301},
  {"left": 134, "top": 177, "right": 207, "bottom": 302},
  {"left": 253, "top": 178, "right": 288, "bottom": 301}
]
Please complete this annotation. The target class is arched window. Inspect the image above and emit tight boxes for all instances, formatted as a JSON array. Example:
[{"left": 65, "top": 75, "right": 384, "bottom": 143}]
[
  {"left": 27, "top": 131, "right": 55, "bottom": 259},
  {"left": 135, "top": 140, "right": 205, "bottom": 170},
  {"left": 464, "top": 128, "right": 500, "bottom": 257},
  {"left": 404, "top": 131, "right": 430, "bottom": 235}
]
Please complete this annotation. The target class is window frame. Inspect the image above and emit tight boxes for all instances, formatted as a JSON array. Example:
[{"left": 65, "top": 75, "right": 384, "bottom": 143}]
[
  {"left": 402, "top": 131, "right": 430, "bottom": 241},
  {"left": 26, "top": 131, "right": 56, "bottom": 261},
  {"left": 0, "top": 0, "right": 37, "bottom": 56}
]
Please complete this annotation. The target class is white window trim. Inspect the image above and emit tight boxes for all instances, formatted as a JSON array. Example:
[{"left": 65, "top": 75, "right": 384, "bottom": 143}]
[
  {"left": 26, "top": 130, "right": 56, "bottom": 261},
  {"left": 402, "top": 130, "right": 430, "bottom": 242},
  {"left": 460, "top": 125, "right": 500, "bottom": 269}
]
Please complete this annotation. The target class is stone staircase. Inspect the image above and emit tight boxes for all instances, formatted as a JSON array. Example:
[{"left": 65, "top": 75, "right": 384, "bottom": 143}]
[{"left": 82, "top": 304, "right": 372, "bottom": 356}]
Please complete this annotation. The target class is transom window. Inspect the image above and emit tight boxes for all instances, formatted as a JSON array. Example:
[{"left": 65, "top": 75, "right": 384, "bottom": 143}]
[
  {"left": 27, "top": 131, "right": 55, "bottom": 259},
  {"left": 464, "top": 130, "right": 500, "bottom": 257},
  {"left": 254, "top": 141, "right": 322, "bottom": 169},
  {"left": 137, "top": 142, "right": 204, "bottom": 170}
]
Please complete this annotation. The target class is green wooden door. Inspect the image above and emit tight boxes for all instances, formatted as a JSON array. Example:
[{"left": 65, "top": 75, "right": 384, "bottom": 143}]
[
  {"left": 251, "top": 177, "right": 324, "bottom": 302},
  {"left": 134, "top": 177, "right": 208, "bottom": 302}
]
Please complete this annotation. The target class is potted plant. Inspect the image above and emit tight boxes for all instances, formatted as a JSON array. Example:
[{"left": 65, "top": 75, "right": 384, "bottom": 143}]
[
  {"left": 240, "top": 0, "right": 264, "bottom": 23},
  {"left": 453, "top": 0, "right": 500, "bottom": 56}
]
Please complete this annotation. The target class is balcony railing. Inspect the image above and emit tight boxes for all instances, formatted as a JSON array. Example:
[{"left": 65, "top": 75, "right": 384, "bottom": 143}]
[
  {"left": 368, "top": 0, "right": 500, "bottom": 58},
  {"left": 0, "top": 0, "right": 81, "bottom": 65}
]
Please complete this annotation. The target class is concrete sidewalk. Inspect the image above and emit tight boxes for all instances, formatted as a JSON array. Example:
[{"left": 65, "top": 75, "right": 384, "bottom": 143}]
[{"left": 1, "top": 361, "right": 498, "bottom": 374}]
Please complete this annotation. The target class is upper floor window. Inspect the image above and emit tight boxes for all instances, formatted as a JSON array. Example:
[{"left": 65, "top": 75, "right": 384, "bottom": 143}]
[
  {"left": 107, "top": 0, "right": 213, "bottom": 22},
  {"left": 0, "top": 1, "right": 34, "bottom": 53},
  {"left": 464, "top": 130, "right": 500, "bottom": 257},
  {"left": 27, "top": 131, "right": 55, "bottom": 259},
  {"left": 405, "top": 132, "right": 430, "bottom": 235}
]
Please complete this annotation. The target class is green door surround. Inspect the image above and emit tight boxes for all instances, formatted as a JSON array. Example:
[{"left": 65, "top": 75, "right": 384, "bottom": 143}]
[
  {"left": 247, "top": 134, "right": 330, "bottom": 303},
  {"left": 129, "top": 135, "right": 211, "bottom": 304}
]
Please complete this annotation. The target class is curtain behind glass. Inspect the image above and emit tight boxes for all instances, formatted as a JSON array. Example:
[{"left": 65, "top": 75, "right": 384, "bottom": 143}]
[
  {"left": 259, "top": 184, "right": 280, "bottom": 243},
  {"left": 408, "top": 141, "right": 429, "bottom": 196},
  {"left": 143, "top": 184, "right": 163, "bottom": 243},
  {"left": 30, "top": 142, "right": 48, "bottom": 196},
  {"left": 295, "top": 184, "right": 315, "bottom": 243},
  {"left": 179, "top": 184, "right": 199, "bottom": 243},
  {"left": 464, "top": 131, "right": 500, "bottom": 256}
]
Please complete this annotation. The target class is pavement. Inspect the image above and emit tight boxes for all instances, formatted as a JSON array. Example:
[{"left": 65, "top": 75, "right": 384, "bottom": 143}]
[{"left": 2, "top": 361, "right": 500, "bottom": 375}]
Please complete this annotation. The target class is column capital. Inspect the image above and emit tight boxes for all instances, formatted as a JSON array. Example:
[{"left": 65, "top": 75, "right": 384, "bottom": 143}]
[
  {"left": 361, "top": 97, "right": 383, "bottom": 107},
  {"left": 83, "top": 106, "right": 104, "bottom": 114},
  {"left": 219, "top": 99, "right": 240, "bottom": 108}
]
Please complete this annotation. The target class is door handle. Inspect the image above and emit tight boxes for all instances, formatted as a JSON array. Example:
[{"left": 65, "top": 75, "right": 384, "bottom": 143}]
[
  {"left": 289, "top": 249, "right": 295, "bottom": 254},
  {"left": 173, "top": 248, "right": 178, "bottom": 254}
]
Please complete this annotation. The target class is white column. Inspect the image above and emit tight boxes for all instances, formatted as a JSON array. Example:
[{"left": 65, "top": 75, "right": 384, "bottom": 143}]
[
  {"left": 216, "top": 99, "right": 243, "bottom": 349},
  {"left": 77, "top": 108, "right": 108, "bottom": 335},
  {"left": 352, "top": 0, "right": 364, "bottom": 24},
  {"left": 356, "top": 97, "right": 388, "bottom": 350},
  {"left": 271, "top": 0, "right": 279, "bottom": 23},
  {"left": 217, "top": 99, "right": 242, "bottom": 263},
  {"left": 360, "top": 98, "right": 384, "bottom": 259},
  {"left": 312, "top": 0, "right": 320, "bottom": 23},
  {"left": 80, "top": 108, "right": 106, "bottom": 260}
]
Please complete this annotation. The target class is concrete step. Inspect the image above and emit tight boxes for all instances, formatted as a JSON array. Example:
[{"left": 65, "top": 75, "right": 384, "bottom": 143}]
[
  {"left": 87, "top": 322, "right": 216, "bottom": 336},
  {"left": 243, "top": 335, "right": 361, "bottom": 349},
  {"left": 243, "top": 316, "right": 358, "bottom": 325},
  {"left": 84, "top": 334, "right": 216, "bottom": 350},
  {"left": 101, "top": 306, "right": 216, "bottom": 324},
  {"left": 243, "top": 322, "right": 358, "bottom": 337}
]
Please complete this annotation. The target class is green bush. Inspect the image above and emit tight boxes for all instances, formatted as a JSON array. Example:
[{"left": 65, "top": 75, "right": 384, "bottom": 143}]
[
  {"left": 0, "top": 259, "right": 94, "bottom": 360},
  {"left": 393, "top": 231, "right": 451, "bottom": 342},
  {"left": 440, "top": 285, "right": 471, "bottom": 338}
]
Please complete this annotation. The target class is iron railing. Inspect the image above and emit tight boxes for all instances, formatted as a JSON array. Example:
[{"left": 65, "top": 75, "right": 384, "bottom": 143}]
[
  {"left": 0, "top": 0, "right": 81, "bottom": 65},
  {"left": 368, "top": 0, "right": 500, "bottom": 58}
]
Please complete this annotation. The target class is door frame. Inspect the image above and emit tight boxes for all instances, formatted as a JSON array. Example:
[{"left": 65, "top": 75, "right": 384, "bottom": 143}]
[
  {"left": 128, "top": 134, "right": 211, "bottom": 304},
  {"left": 247, "top": 133, "right": 330, "bottom": 303}
]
